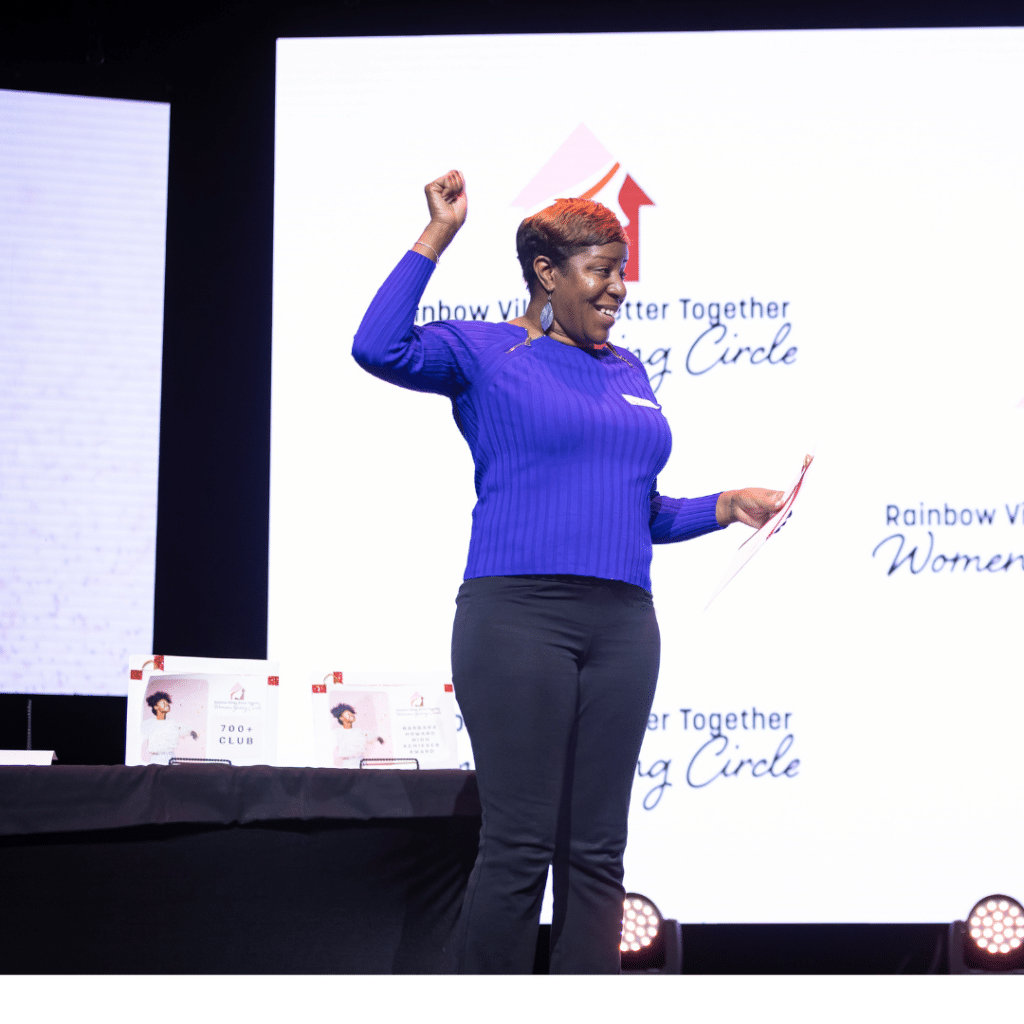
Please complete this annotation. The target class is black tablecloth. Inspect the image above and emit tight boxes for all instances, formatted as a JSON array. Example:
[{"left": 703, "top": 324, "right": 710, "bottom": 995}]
[
  {"left": 0, "top": 764, "right": 481, "bottom": 834},
  {"left": 0, "top": 766, "right": 482, "bottom": 973}
]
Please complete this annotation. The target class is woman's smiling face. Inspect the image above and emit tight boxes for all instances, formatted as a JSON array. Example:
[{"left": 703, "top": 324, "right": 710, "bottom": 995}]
[{"left": 543, "top": 242, "right": 627, "bottom": 349}]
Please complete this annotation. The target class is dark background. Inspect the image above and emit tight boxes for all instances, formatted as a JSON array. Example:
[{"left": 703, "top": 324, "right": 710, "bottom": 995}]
[{"left": 2, "top": 0, "right": 1021, "bottom": 973}]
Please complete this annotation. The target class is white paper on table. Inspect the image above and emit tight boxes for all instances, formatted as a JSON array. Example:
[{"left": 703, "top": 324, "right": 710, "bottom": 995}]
[
  {"left": 126, "top": 670, "right": 280, "bottom": 766},
  {"left": 0, "top": 750, "right": 56, "bottom": 765},
  {"left": 705, "top": 454, "right": 815, "bottom": 610},
  {"left": 126, "top": 655, "right": 281, "bottom": 764},
  {"left": 310, "top": 670, "right": 459, "bottom": 769}
]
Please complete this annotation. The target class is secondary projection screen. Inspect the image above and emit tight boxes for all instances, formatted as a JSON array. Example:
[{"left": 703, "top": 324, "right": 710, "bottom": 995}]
[
  {"left": 0, "top": 89, "right": 169, "bottom": 696},
  {"left": 270, "top": 29, "right": 1024, "bottom": 923}
]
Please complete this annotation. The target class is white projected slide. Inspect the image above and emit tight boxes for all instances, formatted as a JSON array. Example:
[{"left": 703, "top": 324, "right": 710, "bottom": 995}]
[
  {"left": 0, "top": 89, "right": 169, "bottom": 695},
  {"left": 271, "top": 30, "right": 1024, "bottom": 922}
]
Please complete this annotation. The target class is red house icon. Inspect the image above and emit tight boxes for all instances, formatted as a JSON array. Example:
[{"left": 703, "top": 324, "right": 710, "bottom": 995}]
[{"left": 512, "top": 125, "right": 655, "bottom": 283}]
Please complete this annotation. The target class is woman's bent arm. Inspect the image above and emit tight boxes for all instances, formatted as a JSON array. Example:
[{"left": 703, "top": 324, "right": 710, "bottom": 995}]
[
  {"left": 352, "top": 251, "right": 469, "bottom": 396},
  {"left": 352, "top": 170, "right": 470, "bottom": 396},
  {"left": 649, "top": 486, "right": 786, "bottom": 542},
  {"left": 649, "top": 488, "right": 724, "bottom": 543}
]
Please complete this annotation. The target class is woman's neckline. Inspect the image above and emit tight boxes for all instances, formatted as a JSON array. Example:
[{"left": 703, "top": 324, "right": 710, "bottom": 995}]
[{"left": 506, "top": 321, "right": 614, "bottom": 357}]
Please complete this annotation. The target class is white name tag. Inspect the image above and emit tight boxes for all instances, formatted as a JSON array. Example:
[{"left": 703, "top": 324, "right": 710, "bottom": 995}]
[
  {"left": 0, "top": 750, "right": 55, "bottom": 765},
  {"left": 621, "top": 394, "right": 660, "bottom": 409}
]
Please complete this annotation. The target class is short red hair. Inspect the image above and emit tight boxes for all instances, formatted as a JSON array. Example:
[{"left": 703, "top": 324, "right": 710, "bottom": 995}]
[{"left": 516, "top": 198, "right": 628, "bottom": 292}]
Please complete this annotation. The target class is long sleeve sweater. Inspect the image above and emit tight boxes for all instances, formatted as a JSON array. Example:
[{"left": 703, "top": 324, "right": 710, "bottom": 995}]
[{"left": 352, "top": 251, "right": 723, "bottom": 592}]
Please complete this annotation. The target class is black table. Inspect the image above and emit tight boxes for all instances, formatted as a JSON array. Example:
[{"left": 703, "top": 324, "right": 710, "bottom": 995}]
[{"left": 0, "top": 765, "right": 481, "bottom": 973}]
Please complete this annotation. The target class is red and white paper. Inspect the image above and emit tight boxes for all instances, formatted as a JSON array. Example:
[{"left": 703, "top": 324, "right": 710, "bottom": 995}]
[
  {"left": 310, "top": 670, "right": 458, "bottom": 769},
  {"left": 126, "top": 655, "right": 281, "bottom": 765},
  {"left": 706, "top": 454, "right": 815, "bottom": 610}
]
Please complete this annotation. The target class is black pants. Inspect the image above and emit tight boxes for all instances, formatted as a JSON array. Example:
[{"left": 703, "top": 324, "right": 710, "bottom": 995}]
[{"left": 451, "top": 575, "right": 661, "bottom": 974}]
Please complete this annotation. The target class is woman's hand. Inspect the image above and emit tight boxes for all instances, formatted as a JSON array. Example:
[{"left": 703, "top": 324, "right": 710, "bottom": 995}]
[
  {"left": 716, "top": 488, "right": 786, "bottom": 529},
  {"left": 425, "top": 169, "right": 467, "bottom": 231},
  {"left": 413, "top": 170, "right": 467, "bottom": 262}
]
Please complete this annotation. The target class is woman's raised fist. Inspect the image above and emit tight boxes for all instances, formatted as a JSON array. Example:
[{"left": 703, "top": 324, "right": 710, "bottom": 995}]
[{"left": 424, "top": 170, "right": 467, "bottom": 233}]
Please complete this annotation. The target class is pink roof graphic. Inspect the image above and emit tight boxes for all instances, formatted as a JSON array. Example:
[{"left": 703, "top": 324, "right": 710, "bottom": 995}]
[
  {"left": 512, "top": 125, "right": 616, "bottom": 209},
  {"left": 513, "top": 125, "right": 654, "bottom": 282}
]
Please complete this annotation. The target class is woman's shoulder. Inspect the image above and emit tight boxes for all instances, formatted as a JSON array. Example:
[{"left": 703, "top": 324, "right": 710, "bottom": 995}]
[
  {"left": 423, "top": 317, "right": 525, "bottom": 339},
  {"left": 419, "top": 317, "right": 530, "bottom": 357},
  {"left": 409, "top": 318, "right": 533, "bottom": 390}
]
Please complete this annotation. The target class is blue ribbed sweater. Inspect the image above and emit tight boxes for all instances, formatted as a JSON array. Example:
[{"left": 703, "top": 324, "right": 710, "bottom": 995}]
[{"left": 352, "top": 251, "right": 723, "bottom": 591}]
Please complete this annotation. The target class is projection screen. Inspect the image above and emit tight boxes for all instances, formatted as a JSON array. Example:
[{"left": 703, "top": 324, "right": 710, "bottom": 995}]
[
  {"left": 270, "top": 30, "right": 1024, "bottom": 923},
  {"left": 0, "top": 89, "right": 169, "bottom": 696}
]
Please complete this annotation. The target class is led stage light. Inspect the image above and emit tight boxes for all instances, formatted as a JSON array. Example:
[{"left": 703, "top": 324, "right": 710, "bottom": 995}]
[
  {"left": 950, "top": 894, "right": 1024, "bottom": 973},
  {"left": 620, "top": 894, "right": 661, "bottom": 953},
  {"left": 968, "top": 896, "right": 1024, "bottom": 960},
  {"left": 620, "top": 892, "right": 681, "bottom": 973}
]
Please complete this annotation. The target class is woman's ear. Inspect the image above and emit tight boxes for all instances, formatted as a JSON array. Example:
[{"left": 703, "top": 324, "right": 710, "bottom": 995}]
[{"left": 533, "top": 254, "right": 558, "bottom": 293}]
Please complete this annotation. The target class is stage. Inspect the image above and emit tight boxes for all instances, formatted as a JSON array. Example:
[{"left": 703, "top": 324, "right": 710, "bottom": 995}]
[{"left": 4, "top": 8, "right": 1021, "bottom": 979}]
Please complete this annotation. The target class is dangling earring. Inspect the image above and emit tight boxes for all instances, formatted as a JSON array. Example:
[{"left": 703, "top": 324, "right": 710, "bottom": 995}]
[{"left": 540, "top": 294, "right": 554, "bottom": 333}]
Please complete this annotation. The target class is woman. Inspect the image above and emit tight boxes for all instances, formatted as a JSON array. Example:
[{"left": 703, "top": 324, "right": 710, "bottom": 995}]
[{"left": 352, "top": 170, "right": 783, "bottom": 974}]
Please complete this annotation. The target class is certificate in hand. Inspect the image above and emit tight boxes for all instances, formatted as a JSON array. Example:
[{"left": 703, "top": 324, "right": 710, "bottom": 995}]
[{"left": 706, "top": 454, "right": 814, "bottom": 610}]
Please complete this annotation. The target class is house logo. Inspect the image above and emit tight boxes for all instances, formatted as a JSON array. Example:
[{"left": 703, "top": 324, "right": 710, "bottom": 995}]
[{"left": 512, "top": 124, "right": 655, "bottom": 282}]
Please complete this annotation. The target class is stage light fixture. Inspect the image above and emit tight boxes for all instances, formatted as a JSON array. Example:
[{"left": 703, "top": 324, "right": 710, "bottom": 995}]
[
  {"left": 620, "top": 894, "right": 662, "bottom": 954},
  {"left": 619, "top": 893, "right": 681, "bottom": 973},
  {"left": 950, "top": 894, "right": 1024, "bottom": 973},
  {"left": 968, "top": 897, "right": 1024, "bottom": 959}
]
